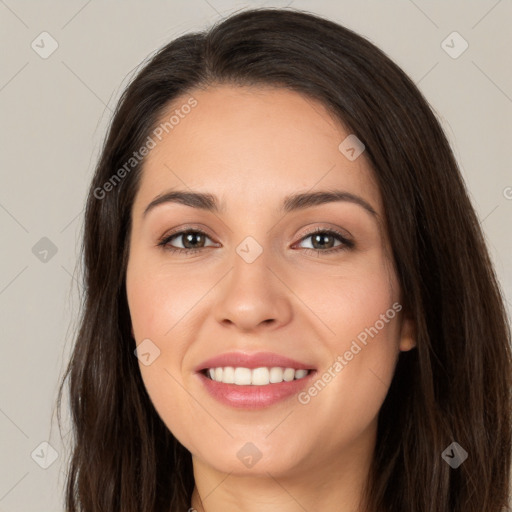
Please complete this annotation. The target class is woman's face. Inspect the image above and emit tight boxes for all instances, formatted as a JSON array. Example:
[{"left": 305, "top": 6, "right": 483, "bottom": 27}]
[{"left": 126, "top": 85, "right": 415, "bottom": 479}]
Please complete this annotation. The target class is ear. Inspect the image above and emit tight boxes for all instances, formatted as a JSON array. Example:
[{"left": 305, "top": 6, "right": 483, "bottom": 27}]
[{"left": 398, "top": 312, "right": 416, "bottom": 352}]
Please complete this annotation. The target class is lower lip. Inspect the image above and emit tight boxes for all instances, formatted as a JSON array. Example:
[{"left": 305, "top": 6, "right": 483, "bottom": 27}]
[{"left": 196, "top": 371, "right": 317, "bottom": 409}]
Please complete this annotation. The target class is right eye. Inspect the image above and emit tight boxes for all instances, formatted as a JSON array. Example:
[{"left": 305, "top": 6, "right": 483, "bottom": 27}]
[{"left": 158, "top": 229, "right": 217, "bottom": 254}]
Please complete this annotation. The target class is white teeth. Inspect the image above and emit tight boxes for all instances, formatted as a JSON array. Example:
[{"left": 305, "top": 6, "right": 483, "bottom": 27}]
[
  {"left": 269, "top": 367, "right": 283, "bottom": 383},
  {"left": 283, "top": 368, "right": 295, "bottom": 382},
  {"left": 234, "top": 367, "right": 252, "bottom": 385},
  {"left": 222, "top": 366, "right": 235, "bottom": 384},
  {"left": 205, "top": 366, "right": 311, "bottom": 385},
  {"left": 294, "top": 369, "right": 308, "bottom": 379},
  {"left": 251, "top": 367, "right": 269, "bottom": 386}
]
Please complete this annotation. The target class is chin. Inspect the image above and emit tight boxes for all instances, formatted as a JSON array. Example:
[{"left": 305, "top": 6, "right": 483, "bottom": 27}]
[{"left": 192, "top": 441, "right": 309, "bottom": 478}]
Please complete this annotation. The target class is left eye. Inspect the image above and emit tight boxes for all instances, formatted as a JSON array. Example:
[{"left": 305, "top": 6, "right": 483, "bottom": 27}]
[{"left": 296, "top": 228, "right": 353, "bottom": 252}]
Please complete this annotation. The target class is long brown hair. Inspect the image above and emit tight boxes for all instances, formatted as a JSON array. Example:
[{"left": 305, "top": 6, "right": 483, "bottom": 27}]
[{"left": 56, "top": 7, "right": 512, "bottom": 511}]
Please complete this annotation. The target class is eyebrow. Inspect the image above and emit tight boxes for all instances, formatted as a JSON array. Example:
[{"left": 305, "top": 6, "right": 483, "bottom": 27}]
[{"left": 143, "top": 189, "right": 378, "bottom": 218}]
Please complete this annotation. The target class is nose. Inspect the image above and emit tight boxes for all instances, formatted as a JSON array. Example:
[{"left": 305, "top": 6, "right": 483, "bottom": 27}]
[{"left": 212, "top": 251, "right": 293, "bottom": 333}]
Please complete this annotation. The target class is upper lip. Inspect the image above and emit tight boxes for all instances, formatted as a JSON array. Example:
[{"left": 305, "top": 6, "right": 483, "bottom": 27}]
[{"left": 195, "top": 351, "right": 316, "bottom": 372}]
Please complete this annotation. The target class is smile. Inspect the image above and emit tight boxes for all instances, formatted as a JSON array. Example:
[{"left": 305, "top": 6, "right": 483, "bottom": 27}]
[{"left": 203, "top": 366, "right": 311, "bottom": 385}]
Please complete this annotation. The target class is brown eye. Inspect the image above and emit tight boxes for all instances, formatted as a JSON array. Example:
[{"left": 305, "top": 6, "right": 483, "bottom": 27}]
[
  {"left": 296, "top": 228, "right": 354, "bottom": 254},
  {"left": 158, "top": 229, "right": 216, "bottom": 254}
]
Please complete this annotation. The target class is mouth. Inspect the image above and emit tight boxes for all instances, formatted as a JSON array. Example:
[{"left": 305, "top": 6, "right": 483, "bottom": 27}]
[{"left": 194, "top": 352, "right": 317, "bottom": 409}]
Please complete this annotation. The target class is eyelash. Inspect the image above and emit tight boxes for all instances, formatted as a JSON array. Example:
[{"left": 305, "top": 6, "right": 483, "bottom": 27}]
[{"left": 157, "top": 226, "right": 354, "bottom": 256}]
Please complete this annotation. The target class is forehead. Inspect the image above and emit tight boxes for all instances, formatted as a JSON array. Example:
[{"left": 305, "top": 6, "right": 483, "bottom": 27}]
[{"left": 134, "top": 84, "right": 383, "bottom": 217}]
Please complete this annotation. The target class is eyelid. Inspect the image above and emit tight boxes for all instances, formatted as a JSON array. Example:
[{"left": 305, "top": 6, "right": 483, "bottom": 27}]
[
  {"left": 158, "top": 223, "right": 216, "bottom": 241},
  {"left": 296, "top": 225, "right": 352, "bottom": 242}
]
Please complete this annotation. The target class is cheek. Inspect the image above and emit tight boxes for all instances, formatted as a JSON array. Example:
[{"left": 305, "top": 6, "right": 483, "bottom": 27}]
[
  {"left": 126, "top": 264, "right": 198, "bottom": 444},
  {"left": 126, "top": 255, "right": 205, "bottom": 437},
  {"left": 297, "top": 260, "right": 401, "bottom": 430},
  {"left": 126, "top": 256, "right": 201, "bottom": 340},
  {"left": 303, "top": 253, "right": 400, "bottom": 350}
]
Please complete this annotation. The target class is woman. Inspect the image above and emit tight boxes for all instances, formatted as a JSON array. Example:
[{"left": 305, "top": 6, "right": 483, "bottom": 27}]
[{"left": 56, "top": 7, "right": 512, "bottom": 512}]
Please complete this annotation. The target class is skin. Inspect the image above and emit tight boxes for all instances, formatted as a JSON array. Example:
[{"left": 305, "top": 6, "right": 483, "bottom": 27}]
[{"left": 125, "top": 84, "right": 416, "bottom": 512}]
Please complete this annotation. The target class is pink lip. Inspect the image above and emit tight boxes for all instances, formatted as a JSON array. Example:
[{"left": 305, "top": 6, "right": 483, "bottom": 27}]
[
  {"left": 196, "top": 371, "right": 317, "bottom": 409},
  {"left": 194, "top": 351, "right": 317, "bottom": 409},
  {"left": 194, "top": 351, "right": 315, "bottom": 372}
]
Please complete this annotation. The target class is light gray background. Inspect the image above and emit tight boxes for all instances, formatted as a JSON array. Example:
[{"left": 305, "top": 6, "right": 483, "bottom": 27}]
[{"left": 1, "top": 1, "right": 511, "bottom": 511}]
